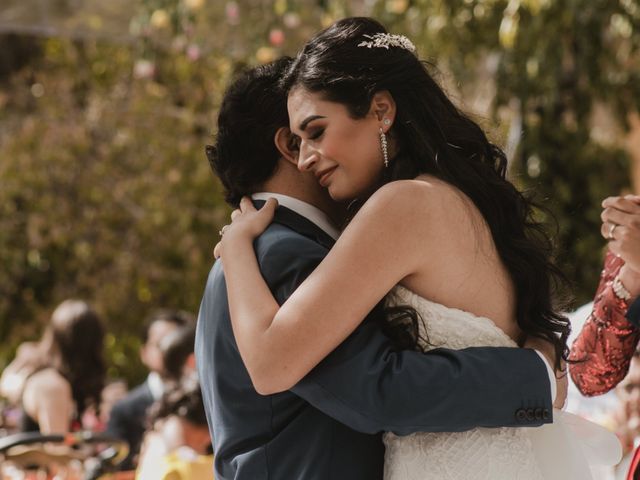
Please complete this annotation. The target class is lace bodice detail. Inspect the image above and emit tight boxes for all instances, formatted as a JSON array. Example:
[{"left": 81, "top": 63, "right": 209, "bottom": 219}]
[
  {"left": 389, "top": 286, "right": 518, "bottom": 350},
  {"left": 383, "top": 286, "right": 544, "bottom": 480}
]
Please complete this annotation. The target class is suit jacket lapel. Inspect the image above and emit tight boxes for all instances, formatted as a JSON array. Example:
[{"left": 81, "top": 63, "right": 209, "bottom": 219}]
[{"left": 252, "top": 199, "right": 336, "bottom": 250}]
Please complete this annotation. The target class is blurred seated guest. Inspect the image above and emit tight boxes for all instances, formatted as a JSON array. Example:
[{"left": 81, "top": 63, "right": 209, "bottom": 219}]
[
  {"left": 81, "top": 379, "right": 129, "bottom": 432},
  {"left": 136, "top": 378, "right": 213, "bottom": 480},
  {"left": 570, "top": 195, "right": 640, "bottom": 396},
  {"left": 0, "top": 342, "right": 41, "bottom": 405},
  {"left": 612, "top": 353, "right": 640, "bottom": 470},
  {"left": 99, "top": 379, "right": 129, "bottom": 426},
  {"left": 159, "top": 323, "right": 197, "bottom": 384},
  {"left": 0, "top": 299, "right": 105, "bottom": 434},
  {"left": 107, "top": 309, "right": 194, "bottom": 470},
  {"left": 1, "top": 342, "right": 41, "bottom": 432}
]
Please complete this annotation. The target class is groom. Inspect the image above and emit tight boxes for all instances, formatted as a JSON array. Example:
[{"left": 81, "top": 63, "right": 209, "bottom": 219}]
[{"left": 195, "top": 57, "right": 560, "bottom": 480}]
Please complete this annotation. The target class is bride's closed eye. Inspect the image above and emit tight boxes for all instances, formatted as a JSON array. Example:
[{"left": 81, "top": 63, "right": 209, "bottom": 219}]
[{"left": 308, "top": 128, "right": 325, "bottom": 140}]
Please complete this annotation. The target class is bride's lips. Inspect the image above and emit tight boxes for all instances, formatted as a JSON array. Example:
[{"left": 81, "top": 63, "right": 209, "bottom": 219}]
[{"left": 316, "top": 166, "right": 338, "bottom": 187}]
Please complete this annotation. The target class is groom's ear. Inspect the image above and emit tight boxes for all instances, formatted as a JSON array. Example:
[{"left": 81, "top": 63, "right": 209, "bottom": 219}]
[{"left": 274, "top": 127, "right": 300, "bottom": 167}]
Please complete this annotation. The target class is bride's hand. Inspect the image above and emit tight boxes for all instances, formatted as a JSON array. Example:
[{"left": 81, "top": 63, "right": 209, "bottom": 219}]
[{"left": 214, "top": 197, "right": 278, "bottom": 259}]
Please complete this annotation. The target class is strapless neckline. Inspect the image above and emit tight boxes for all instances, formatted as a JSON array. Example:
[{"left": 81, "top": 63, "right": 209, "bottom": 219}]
[{"left": 391, "top": 285, "right": 518, "bottom": 348}]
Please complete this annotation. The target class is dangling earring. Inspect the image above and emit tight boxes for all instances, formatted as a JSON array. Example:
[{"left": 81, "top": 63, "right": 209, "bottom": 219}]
[{"left": 379, "top": 127, "right": 389, "bottom": 168}]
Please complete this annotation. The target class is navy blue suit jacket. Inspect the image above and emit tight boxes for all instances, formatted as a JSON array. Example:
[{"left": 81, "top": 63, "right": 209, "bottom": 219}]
[
  {"left": 195, "top": 205, "right": 552, "bottom": 480},
  {"left": 106, "top": 381, "right": 154, "bottom": 470}
]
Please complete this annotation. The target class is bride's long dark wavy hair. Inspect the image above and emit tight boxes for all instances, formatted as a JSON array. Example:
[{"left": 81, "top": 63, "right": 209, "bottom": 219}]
[{"left": 282, "top": 17, "right": 570, "bottom": 368}]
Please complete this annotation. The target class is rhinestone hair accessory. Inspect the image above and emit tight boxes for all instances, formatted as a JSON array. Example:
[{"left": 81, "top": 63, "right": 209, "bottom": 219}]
[{"left": 357, "top": 33, "right": 416, "bottom": 53}]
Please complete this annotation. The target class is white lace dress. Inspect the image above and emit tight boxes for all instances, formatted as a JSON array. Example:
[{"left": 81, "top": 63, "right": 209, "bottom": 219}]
[{"left": 383, "top": 286, "right": 620, "bottom": 480}]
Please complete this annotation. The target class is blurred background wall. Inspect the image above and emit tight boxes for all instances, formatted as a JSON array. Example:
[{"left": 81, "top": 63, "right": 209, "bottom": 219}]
[{"left": 0, "top": 0, "right": 638, "bottom": 383}]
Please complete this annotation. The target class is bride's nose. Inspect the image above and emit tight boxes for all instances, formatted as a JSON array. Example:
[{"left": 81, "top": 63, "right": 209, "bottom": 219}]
[{"left": 297, "top": 141, "right": 318, "bottom": 172}]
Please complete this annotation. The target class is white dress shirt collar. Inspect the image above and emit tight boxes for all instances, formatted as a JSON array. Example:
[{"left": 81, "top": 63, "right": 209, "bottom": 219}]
[
  {"left": 251, "top": 192, "right": 340, "bottom": 240},
  {"left": 146, "top": 371, "right": 165, "bottom": 400}
]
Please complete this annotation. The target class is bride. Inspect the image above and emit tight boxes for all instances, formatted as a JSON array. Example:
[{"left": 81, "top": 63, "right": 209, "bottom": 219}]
[{"left": 216, "top": 17, "right": 613, "bottom": 479}]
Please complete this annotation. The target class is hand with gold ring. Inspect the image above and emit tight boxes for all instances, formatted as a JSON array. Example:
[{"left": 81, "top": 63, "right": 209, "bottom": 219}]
[
  {"left": 213, "top": 197, "right": 279, "bottom": 259},
  {"left": 214, "top": 225, "right": 230, "bottom": 258},
  {"left": 601, "top": 195, "right": 640, "bottom": 297},
  {"left": 214, "top": 209, "right": 245, "bottom": 258}
]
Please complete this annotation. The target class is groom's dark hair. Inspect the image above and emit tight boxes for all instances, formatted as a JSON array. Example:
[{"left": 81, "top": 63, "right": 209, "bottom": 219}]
[{"left": 206, "top": 57, "right": 293, "bottom": 207}]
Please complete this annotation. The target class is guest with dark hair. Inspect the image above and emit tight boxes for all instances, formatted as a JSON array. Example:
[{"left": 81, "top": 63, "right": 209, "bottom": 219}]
[
  {"left": 0, "top": 299, "right": 105, "bottom": 434},
  {"left": 136, "top": 378, "right": 213, "bottom": 480},
  {"left": 107, "top": 309, "right": 194, "bottom": 470},
  {"left": 159, "top": 324, "right": 197, "bottom": 383},
  {"left": 97, "top": 379, "right": 128, "bottom": 430}
]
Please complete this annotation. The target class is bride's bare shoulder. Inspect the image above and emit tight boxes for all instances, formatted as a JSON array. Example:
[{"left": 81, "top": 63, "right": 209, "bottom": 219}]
[{"left": 360, "top": 177, "right": 468, "bottom": 222}]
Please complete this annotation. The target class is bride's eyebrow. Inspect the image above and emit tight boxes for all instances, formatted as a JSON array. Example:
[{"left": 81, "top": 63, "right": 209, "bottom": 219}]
[{"left": 299, "top": 115, "right": 326, "bottom": 131}]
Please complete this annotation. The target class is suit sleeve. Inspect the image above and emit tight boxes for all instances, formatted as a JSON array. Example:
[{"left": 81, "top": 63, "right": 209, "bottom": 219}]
[
  {"left": 106, "top": 399, "right": 137, "bottom": 469},
  {"left": 257, "top": 234, "right": 552, "bottom": 435},
  {"left": 105, "top": 400, "right": 128, "bottom": 441},
  {"left": 569, "top": 252, "right": 640, "bottom": 396}
]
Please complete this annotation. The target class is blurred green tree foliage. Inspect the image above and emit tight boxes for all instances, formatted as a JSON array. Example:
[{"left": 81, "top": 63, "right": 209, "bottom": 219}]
[
  {"left": 0, "top": 0, "right": 637, "bottom": 383},
  {"left": 0, "top": 36, "right": 227, "bottom": 383},
  {"left": 0, "top": 0, "right": 328, "bottom": 384}
]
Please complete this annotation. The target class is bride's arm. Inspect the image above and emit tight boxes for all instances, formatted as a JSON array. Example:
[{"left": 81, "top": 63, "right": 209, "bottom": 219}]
[{"left": 221, "top": 182, "right": 435, "bottom": 394}]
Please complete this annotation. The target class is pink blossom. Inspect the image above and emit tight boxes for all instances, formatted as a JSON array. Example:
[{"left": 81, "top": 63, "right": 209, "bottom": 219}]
[
  {"left": 133, "top": 59, "right": 155, "bottom": 79},
  {"left": 187, "top": 44, "right": 201, "bottom": 61},
  {"left": 226, "top": 2, "right": 240, "bottom": 25},
  {"left": 269, "top": 29, "right": 285, "bottom": 47}
]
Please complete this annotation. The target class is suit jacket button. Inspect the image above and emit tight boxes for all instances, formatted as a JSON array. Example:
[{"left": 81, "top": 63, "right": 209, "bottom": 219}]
[
  {"left": 534, "top": 408, "right": 543, "bottom": 420},
  {"left": 526, "top": 408, "right": 535, "bottom": 421},
  {"left": 515, "top": 408, "right": 527, "bottom": 422},
  {"left": 542, "top": 409, "right": 550, "bottom": 420}
]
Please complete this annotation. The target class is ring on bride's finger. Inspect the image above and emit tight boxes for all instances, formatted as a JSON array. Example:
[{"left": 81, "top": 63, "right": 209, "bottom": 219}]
[
  {"left": 219, "top": 225, "right": 230, "bottom": 237},
  {"left": 608, "top": 223, "right": 618, "bottom": 240}
]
